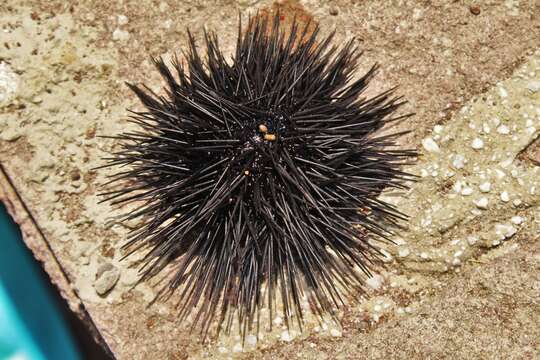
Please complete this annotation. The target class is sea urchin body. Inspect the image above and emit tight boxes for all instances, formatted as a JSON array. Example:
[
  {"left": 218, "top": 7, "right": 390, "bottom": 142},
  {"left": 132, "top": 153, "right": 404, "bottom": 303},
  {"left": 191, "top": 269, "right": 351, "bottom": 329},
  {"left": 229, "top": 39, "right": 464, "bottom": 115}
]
[{"left": 101, "top": 15, "right": 415, "bottom": 339}]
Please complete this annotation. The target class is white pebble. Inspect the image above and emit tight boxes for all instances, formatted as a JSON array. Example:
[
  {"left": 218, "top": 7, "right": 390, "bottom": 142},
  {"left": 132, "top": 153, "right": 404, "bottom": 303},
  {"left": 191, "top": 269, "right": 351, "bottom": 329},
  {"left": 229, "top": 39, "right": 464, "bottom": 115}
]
[
  {"left": 527, "top": 80, "right": 540, "bottom": 93},
  {"left": 497, "top": 124, "right": 510, "bottom": 134},
  {"left": 471, "top": 138, "right": 484, "bottom": 150},
  {"left": 420, "top": 252, "right": 429, "bottom": 259},
  {"left": 453, "top": 180, "right": 462, "bottom": 193},
  {"left": 373, "top": 304, "right": 382, "bottom": 312},
  {"left": 500, "top": 191, "right": 510, "bottom": 202},
  {"left": 479, "top": 182, "right": 491, "bottom": 193},
  {"left": 454, "top": 250, "right": 463, "bottom": 257},
  {"left": 159, "top": 1, "right": 169, "bottom": 12},
  {"left": 232, "top": 343, "right": 243, "bottom": 353},
  {"left": 398, "top": 247, "right": 410, "bottom": 257},
  {"left": 366, "top": 274, "right": 384, "bottom": 290},
  {"left": 513, "top": 199, "right": 522, "bottom": 207},
  {"left": 467, "top": 235, "right": 479, "bottom": 245},
  {"left": 330, "top": 329, "right": 342, "bottom": 337},
  {"left": 495, "top": 169, "right": 506, "bottom": 179},
  {"left": 474, "top": 197, "right": 489, "bottom": 209},
  {"left": 452, "top": 258, "right": 461, "bottom": 266},
  {"left": 117, "top": 14, "right": 129, "bottom": 25},
  {"left": 498, "top": 87, "right": 508, "bottom": 98},
  {"left": 422, "top": 137, "right": 440, "bottom": 153},
  {"left": 246, "top": 335, "right": 257, "bottom": 346},
  {"left": 461, "top": 187, "right": 473, "bottom": 196},
  {"left": 433, "top": 125, "right": 444, "bottom": 134},
  {"left": 280, "top": 331, "right": 293, "bottom": 342},
  {"left": 412, "top": 8, "right": 424, "bottom": 20},
  {"left": 0, "top": 62, "right": 19, "bottom": 103},
  {"left": 495, "top": 224, "right": 517, "bottom": 239},
  {"left": 511, "top": 216, "right": 523, "bottom": 225},
  {"left": 112, "top": 28, "right": 129, "bottom": 41},
  {"left": 452, "top": 154, "right": 466, "bottom": 169}
]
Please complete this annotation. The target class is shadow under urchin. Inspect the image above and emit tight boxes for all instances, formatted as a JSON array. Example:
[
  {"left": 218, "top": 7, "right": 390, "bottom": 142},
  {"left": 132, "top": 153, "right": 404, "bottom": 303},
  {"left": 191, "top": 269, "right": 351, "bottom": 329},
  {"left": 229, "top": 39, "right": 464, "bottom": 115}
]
[{"left": 100, "top": 14, "right": 416, "bottom": 340}]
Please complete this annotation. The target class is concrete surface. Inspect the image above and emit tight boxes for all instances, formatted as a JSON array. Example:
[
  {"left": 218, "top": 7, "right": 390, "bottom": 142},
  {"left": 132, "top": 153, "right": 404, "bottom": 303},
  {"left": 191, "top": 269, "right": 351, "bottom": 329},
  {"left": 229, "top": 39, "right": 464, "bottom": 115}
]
[{"left": 0, "top": 0, "right": 539, "bottom": 359}]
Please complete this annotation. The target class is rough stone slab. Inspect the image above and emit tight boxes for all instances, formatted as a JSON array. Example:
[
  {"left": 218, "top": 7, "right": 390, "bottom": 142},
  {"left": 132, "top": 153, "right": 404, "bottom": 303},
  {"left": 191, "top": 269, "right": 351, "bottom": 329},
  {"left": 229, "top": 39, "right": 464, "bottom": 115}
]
[{"left": 1, "top": 1, "right": 539, "bottom": 359}]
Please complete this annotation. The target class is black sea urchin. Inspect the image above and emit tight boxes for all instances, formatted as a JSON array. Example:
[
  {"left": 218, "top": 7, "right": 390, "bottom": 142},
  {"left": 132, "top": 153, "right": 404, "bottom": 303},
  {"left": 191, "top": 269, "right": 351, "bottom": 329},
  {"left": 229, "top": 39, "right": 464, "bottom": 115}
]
[{"left": 101, "top": 14, "right": 415, "bottom": 339}]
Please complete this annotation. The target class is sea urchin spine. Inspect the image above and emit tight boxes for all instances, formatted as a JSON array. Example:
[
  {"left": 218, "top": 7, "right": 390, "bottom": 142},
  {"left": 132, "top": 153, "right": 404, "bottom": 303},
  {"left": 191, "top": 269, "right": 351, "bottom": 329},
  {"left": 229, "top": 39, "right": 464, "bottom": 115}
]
[{"left": 100, "top": 14, "right": 416, "bottom": 340}]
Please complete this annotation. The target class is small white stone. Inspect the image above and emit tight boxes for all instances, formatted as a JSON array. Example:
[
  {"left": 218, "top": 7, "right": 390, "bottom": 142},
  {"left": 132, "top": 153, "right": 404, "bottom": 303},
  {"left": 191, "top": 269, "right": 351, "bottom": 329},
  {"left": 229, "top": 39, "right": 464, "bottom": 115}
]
[
  {"left": 479, "top": 182, "right": 491, "bottom": 193},
  {"left": 0, "top": 62, "right": 19, "bottom": 103},
  {"left": 461, "top": 187, "right": 473, "bottom": 196},
  {"left": 422, "top": 137, "right": 440, "bottom": 153},
  {"left": 527, "top": 80, "right": 540, "bottom": 93},
  {"left": 273, "top": 316, "right": 283, "bottom": 325},
  {"left": 330, "top": 328, "right": 342, "bottom": 337},
  {"left": 498, "top": 87, "right": 508, "bottom": 98},
  {"left": 373, "top": 304, "right": 382, "bottom": 312},
  {"left": 366, "top": 274, "right": 384, "bottom": 290},
  {"left": 454, "top": 250, "right": 463, "bottom": 257},
  {"left": 433, "top": 125, "right": 443, "bottom": 134},
  {"left": 492, "top": 117, "right": 501, "bottom": 127},
  {"left": 482, "top": 123, "right": 491, "bottom": 134},
  {"left": 471, "top": 138, "right": 484, "bottom": 150},
  {"left": 513, "top": 199, "right": 522, "bottom": 207},
  {"left": 246, "top": 335, "right": 257, "bottom": 346},
  {"left": 398, "top": 247, "right": 410, "bottom": 257},
  {"left": 159, "top": 1, "right": 169, "bottom": 12},
  {"left": 112, "top": 28, "right": 129, "bottom": 41},
  {"left": 232, "top": 343, "right": 243, "bottom": 352},
  {"left": 467, "top": 235, "right": 478, "bottom": 245},
  {"left": 412, "top": 8, "right": 424, "bottom": 20},
  {"left": 500, "top": 191, "right": 510, "bottom": 202},
  {"left": 117, "top": 14, "right": 129, "bottom": 25},
  {"left": 452, "top": 258, "right": 461, "bottom": 266},
  {"left": 452, "top": 154, "right": 466, "bottom": 169},
  {"left": 453, "top": 180, "right": 462, "bottom": 193},
  {"left": 497, "top": 124, "right": 510, "bottom": 134},
  {"left": 420, "top": 252, "right": 429, "bottom": 259},
  {"left": 163, "top": 19, "right": 173, "bottom": 29},
  {"left": 495, "top": 224, "right": 517, "bottom": 239},
  {"left": 511, "top": 216, "right": 523, "bottom": 225},
  {"left": 280, "top": 331, "right": 293, "bottom": 342},
  {"left": 499, "top": 158, "right": 513, "bottom": 168},
  {"left": 474, "top": 197, "right": 489, "bottom": 209}
]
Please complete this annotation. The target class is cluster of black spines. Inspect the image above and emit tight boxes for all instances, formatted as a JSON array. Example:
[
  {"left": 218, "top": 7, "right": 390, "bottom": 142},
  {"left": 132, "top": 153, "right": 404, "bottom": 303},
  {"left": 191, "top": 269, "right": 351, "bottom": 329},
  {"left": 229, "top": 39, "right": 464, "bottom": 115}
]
[{"left": 101, "top": 14, "right": 416, "bottom": 340}]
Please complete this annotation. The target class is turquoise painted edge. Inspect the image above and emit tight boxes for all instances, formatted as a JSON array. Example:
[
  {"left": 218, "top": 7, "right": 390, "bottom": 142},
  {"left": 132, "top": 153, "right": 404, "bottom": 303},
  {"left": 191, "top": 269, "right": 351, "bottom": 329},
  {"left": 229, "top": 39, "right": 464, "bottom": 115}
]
[{"left": 0, "top": 203, "right": 80, "bottom": 360}]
